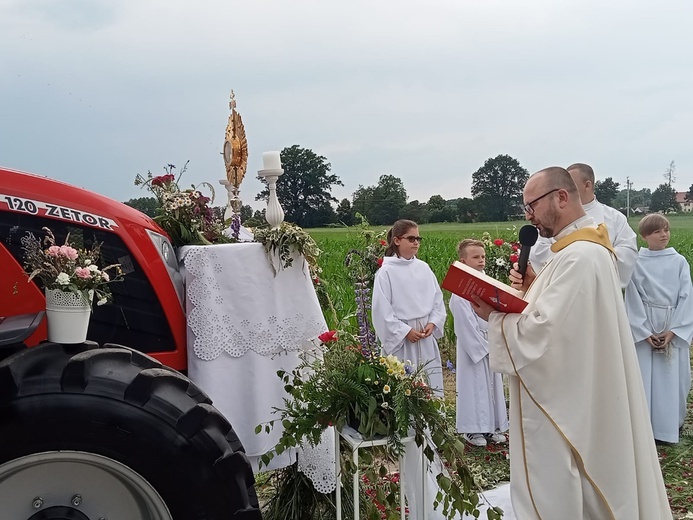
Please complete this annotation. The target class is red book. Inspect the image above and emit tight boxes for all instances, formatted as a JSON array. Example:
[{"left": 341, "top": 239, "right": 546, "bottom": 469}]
[{"left": 441, "top": 261, "right": 528, "bottom": 314}]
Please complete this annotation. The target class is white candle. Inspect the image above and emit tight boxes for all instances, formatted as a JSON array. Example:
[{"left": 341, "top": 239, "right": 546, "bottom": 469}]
[{"left": 262, "top": 151, "right": 282, "bottom": 171}]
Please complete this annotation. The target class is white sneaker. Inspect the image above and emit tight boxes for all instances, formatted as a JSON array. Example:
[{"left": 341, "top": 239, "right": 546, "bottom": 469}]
[
  {"left": 463, "top": 433, "right": 487, "bottom": 447},
  {"left": 485, "top": 432, "right": 507, "bottom": 444}
]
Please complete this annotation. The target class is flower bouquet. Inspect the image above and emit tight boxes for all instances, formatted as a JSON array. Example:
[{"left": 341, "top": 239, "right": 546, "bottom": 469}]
[
  {"left": 135, "top": 162, "right": 232, "bottom": 247},
  {"left": 21, "top": 227, "right": 123, "bottom": 306},
  {"left": 259, "top": 330, "right": 501, "bottom": 520},
  {"left": 481, "top": 231, "right": 520, "bottom": 284}
]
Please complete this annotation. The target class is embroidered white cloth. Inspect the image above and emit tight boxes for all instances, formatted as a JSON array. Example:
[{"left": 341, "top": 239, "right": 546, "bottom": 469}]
[
  {"left": 180, "top": 243, "right": 326, "bottom": 360},
  {"left": 179, "top": 243, "right": 336, "bottom": 493}
]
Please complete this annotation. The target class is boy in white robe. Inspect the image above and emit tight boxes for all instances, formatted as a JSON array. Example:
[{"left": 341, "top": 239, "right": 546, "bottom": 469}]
[
  {"left": 625, "top": 213, "right": 693, "bottom": 443},
  {"left": 529, "top": 163, "right": 638, "bottom": 287},
  {"left": 472, "top": 168, "right": 672, "bottom": 520},
  {"left": 449, "top": 239, "right": 508, "bottom": 447}
]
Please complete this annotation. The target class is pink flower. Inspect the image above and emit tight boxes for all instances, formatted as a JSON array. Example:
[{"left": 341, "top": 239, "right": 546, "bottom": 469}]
[
  {"left": 509, "top": 254, "right": 519, "bottom": 264},
  {"left": 101, "top": 271, "right": 110, "bottom": 282},
  {"left": 46, "top": 245, "right": 61, "bottom": 256},
  {"left": 318, "top": 330, "right": 338, "bottom": 343},
  {"left": 493, "top": 239, "right": 504, "bottom": 246},
  {"left": 75, "top": 267, "right": 92, "bottom": 279},
  {"left": 59, "top": 245, "right": 79, "bottom": 260}
]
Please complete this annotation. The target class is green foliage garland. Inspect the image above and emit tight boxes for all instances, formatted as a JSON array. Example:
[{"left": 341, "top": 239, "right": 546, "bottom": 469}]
[{"left": 254, "top": 222, "right": 321, "bottom": 275}]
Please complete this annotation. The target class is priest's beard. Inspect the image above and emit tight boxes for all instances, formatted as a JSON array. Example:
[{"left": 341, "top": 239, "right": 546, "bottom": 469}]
[{"left": 537, "top": 203, "right": 560, "bottom": 238}]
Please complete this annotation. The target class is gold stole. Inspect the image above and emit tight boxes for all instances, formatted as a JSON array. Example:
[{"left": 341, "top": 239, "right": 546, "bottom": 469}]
[{"left": 549, "top": 223, "right": 616, "bottom": 258}]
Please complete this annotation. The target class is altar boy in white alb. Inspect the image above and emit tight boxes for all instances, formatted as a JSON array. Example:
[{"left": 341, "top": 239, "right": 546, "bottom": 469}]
[
  {"left": 529, "top": 163, "right": 638, "bottom": 287},
  {"left": 625, "top": 214, "right": 693, "bottom": 444},
  {"left": 449, "top": 239, "right": 508, "bottom": 447}
]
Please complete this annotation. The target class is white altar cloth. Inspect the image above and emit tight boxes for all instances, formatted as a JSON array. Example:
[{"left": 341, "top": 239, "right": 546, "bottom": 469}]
[{"left": 179, "top": 243, "right": 336, "bottom": 493}]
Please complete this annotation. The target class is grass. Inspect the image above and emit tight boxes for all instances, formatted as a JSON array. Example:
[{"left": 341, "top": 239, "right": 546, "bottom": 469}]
[{"left": 257, "top": 217, "right": 693, "bottom": 518}]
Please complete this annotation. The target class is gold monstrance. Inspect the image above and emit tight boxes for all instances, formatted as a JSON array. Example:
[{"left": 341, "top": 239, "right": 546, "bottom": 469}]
[{"left": 220, "top": 90, "right": 248, "bottom": 218}]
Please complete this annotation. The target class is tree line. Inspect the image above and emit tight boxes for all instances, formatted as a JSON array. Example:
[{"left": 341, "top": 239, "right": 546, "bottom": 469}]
[{"left": 125, "top": 147, "right": 689, "bottom": 227}]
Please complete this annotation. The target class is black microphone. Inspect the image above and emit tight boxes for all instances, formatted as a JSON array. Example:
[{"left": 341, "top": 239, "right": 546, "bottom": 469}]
[{"left": 517, "top": 225, "right": 539, "bottom": 276}]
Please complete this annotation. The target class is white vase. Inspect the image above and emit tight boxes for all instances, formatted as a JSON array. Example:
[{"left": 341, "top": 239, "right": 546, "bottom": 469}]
[{"left": 45, "top": 288, "right": 93, "bottom": 344}]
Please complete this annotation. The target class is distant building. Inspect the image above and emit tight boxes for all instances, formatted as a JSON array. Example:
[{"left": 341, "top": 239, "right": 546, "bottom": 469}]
[{"left": 675, "top": 192, "right": 693, "bottom": 212}]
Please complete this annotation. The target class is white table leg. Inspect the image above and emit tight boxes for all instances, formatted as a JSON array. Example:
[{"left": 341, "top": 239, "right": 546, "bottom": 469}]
[
  {"left": 353, "top": 447, "right": 359, "bottom": 520},
  {"left": 421, "top": 437, "right": 427, "bottom": 520},
  {"left": 335, "top": 432, "right": 341, "bottom": 520},
  {"left": 398, "top": 452, "right": 405, "bottom": 520}
]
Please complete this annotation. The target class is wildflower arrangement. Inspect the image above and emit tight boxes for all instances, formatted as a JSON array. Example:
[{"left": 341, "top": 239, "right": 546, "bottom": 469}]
[
  {"left": 259, "top": 331, "right": 498, "bottom": 519},
  {"left": 481, "top": 231, "right": 520, "bottom": 284},
  {"left": 344, "top": 214, "right": 386, "bottom": 351},
  {"left": 21, "top": 227, "right": 123, "bottom": 306},
  {"left": 135, "top": 162, "right": 231, "bottom": 247}
]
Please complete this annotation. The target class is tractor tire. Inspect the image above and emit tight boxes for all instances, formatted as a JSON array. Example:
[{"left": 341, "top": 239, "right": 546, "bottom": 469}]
[{"left": 0, "top": 341, "right": 262, "bottom": 520}]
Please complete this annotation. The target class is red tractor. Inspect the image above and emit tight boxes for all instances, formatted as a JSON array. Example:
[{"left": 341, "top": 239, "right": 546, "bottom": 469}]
[{"left": 0, "top": 166, "right": 262, "bottom": 519}]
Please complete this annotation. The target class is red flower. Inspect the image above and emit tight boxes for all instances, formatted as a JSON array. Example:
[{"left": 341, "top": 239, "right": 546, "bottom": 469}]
[
  {"left": 150, "top": 174, "right": 175, "bottom": 187},
  {"left": 379, "top": 239, "right": 387, "bottom": 246},
  {"left": 511, "top": 243, "right": 520, "bottom": 251},
  {"left": 377, "top": 257, "right": 383, "bottom": 267},
  {"left": 318, "top": 330, "right": 338, "bottom": 343},
  {"left": 493, "top": 238, "right": 504, "bottom": 246},
  {"left": 509, "top": 254, "right": 519, "bottom": 264}
]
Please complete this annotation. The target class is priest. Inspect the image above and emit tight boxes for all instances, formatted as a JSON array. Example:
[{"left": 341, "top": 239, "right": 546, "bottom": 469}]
[
  {"left": 471, "top": 167, "right": 672, "bottom": 519},
  {"left": 528, "top": 163, "right": 638, "bottom": 288}
]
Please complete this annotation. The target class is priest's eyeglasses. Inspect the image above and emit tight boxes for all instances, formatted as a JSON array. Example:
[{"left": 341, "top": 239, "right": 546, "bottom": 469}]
[
  {"left": 523, "top": 188, "right": 560, "bottom": 215},
  {"left": 400, "top": 235, "right": 423, "bottom": 243}
]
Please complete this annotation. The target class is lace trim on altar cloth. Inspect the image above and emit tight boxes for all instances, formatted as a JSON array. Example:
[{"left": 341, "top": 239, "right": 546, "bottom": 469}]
[
  {"left": 298, "top": 429, "right": 337, "bottom": 494},
  {"left": 183, "top": 246, "right": 326, "bottom": 360}
]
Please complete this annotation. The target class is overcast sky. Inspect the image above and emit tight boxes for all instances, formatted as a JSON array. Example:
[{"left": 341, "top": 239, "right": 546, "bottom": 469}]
[{"left": 2, "top": 0, "right": 692, "bottom": 211}]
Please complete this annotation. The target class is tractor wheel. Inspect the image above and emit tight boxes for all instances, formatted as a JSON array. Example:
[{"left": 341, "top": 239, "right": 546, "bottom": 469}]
[{"left": 0, "top": 342, "right": 262, "bottom": 520}]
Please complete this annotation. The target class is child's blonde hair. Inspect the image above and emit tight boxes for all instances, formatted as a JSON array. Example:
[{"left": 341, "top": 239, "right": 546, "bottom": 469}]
[
  {"left": 457, "top": 239, "right": 485, "bottom": 259},
  {"left": 638, "top": 214, "right": 670, "bottom": 237}
]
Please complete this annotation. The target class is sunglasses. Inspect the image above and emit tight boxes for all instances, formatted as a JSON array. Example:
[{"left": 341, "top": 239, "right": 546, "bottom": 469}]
[{"left": 399, "top": 235, "right": 423, "bottom": 243}]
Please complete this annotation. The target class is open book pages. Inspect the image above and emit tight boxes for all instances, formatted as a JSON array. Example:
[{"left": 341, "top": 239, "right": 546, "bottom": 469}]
[{"left": 441, "top": 261, "right": 528, "bottom": 314}]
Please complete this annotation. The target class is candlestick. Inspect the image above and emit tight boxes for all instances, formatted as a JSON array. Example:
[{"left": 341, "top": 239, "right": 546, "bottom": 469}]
[
  {"left": 262, "top": 151, "right": 282, "bottom": 171},
  {"left": 257, "top": 157, "right": 285, "bottom": 229}
]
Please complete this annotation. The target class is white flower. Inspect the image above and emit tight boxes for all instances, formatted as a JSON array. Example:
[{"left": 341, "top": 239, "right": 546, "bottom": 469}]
[
  {"left": 96, "top": 297, "right": 108, "bottom": 306},
  {"left": 495, "top": 258, "right": 506, "bottom": 266},
  {"left": 56, "top": 272, "right": 71, "bottom": 285},
  {"left": 84, "top": 259, "right": 91, "bottom": 266},
  {"left": 88, "top": 264, "right": 98, "bottom": 272}
]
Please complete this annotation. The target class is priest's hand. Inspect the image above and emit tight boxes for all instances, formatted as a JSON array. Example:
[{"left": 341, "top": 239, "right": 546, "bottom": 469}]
[
  {"left": 509, "top": 262, "right": 536, "bottom": 292},
  {"left": 406, "top": 327, "right": 424, "bottom": 343},
  {"left": 471, "top": 294, "right": 499, "bottom": 321},
  {"left": 422, "top": 322, "right": 435, "bottom": 338}
]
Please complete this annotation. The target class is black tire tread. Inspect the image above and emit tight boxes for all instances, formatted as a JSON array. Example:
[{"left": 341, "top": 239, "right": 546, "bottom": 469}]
[{"left": 0, "top": 342, "right": 262, "bottom": 519}]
